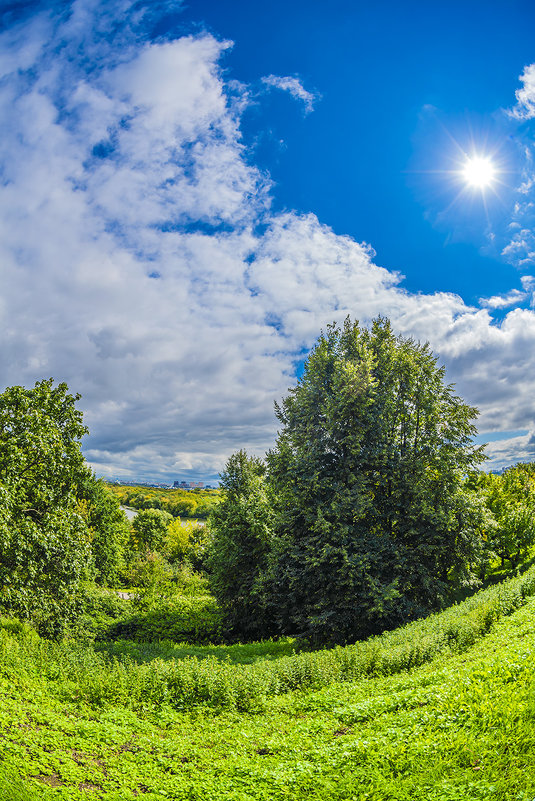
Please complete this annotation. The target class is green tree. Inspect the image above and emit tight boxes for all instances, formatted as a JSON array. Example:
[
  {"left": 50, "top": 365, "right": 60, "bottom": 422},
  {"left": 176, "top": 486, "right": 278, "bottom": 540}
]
[
  {"left": 265, "top": 317, "right": 486, "bottom": 644},
  {"left": 207, "top": 450, "right": 273, "bottom": 639},
  {"left": 75, "top": 473, "right": 130, "bottom": 585},
  {"left": 166, "top": 518, "right": 211, "bottom": 571},
  {"left": 476, "top": 466, "right": 535, "bottom": 569},
  {"left": 0, "top": 379, "right": 91, "bottom": 636},
  {"left": 131, "top": 508, "right": 173, "bottom": 552}
]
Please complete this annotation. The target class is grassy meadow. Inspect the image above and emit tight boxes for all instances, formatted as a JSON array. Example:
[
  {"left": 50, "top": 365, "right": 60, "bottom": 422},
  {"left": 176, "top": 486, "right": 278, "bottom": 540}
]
[{"left": 1, "top": 567, "right": 535, "bottom": 800}]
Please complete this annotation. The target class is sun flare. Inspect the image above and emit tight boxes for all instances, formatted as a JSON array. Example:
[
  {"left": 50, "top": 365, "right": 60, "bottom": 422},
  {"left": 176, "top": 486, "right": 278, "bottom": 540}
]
[{"left": 462, "top": 155, "right": 496, "bottom": 188}]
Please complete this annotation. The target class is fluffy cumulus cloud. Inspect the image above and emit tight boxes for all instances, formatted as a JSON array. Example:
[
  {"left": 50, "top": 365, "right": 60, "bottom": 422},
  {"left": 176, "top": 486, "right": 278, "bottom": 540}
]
[
  {"left": 3, "top": 1, "right": 535, "bottom": 479},
  {"left": 510, "top": 64, "right": 535, "bottom": 120},
  {"left": 479, "top": 289, "right": 530, "bottom": 309}
]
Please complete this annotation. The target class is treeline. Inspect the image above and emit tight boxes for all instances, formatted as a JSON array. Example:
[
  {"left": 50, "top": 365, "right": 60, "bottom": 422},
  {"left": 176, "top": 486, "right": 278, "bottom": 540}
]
[
  {"left": 108, "top": 484, "right": 220, "bottom": 519},
  {"left": 2, "top": 318, "right": 535, "bottom": 647}
]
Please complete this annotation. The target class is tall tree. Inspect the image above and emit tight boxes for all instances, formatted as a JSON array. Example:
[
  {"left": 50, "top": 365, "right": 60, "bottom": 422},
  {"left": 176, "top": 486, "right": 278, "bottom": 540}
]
[
  {"left": 0, "top": 379, "right": 91, "bottom": 636},
  {"left": 207, "top": 450, "right": 273, "bottom": 639},
  {"left": 265, "top": 317, "right": 486, "bottom": 643}
]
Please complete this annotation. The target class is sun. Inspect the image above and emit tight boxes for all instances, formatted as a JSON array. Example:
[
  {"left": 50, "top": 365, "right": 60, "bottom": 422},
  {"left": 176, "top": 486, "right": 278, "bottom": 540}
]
[{"left": 461, "top": 155, "right": 496, "bottom": 189}]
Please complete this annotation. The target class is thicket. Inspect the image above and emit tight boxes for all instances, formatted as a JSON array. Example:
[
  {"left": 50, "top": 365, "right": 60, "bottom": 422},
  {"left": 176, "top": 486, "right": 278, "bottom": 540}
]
[
  {"left": 208, "top": 450, "right": 273, "bottom": 640},
  {"left": 2, "top": 564, "right": 535, "bottom": 714},
  {"left": 469, "top": 463, "right": 535, "bottom": 571}
]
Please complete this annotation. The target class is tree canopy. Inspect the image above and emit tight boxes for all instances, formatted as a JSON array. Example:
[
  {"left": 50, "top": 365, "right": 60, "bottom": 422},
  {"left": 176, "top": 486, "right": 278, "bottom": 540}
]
[
  {"left": 264, "top": 317, "right": 487, "bottom": 643},
  {"left": 0, "top": 379, "right": 91, "bottom": 635},
  {"left": 208, "top": 450, "right": 273, "bottom": 639}
]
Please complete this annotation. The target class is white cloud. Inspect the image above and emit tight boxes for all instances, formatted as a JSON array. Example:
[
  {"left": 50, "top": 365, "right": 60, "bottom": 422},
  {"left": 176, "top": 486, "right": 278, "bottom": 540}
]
[
  {"left": 502, "top": 70, "right": 535, "bottom": 268},
  {"left": 479, "top": 289, "right": 528, "bottom": 309},
  {"left": 261, "top": 74, "right": 318, "bottom": 113},
  {"left": 509, "top": 64, "right": 535, "bottom": 120},
  {"left": 2, "top": 2, "right": 535, "bottom": 479},
  {"left": 481, "top": 431, "right": 535, "bottom": 471}
]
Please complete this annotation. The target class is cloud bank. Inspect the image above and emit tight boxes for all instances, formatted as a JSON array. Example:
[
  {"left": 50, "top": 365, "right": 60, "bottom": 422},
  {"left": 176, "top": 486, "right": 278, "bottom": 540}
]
[{"left": 2, "top": 1, "right": 535, "bottom": 479}]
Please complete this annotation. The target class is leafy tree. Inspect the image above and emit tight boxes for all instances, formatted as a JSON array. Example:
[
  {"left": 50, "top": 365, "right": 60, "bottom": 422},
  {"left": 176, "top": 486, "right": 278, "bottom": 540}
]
[
  {"left": 207, "top": 450, "right": 273, "bottom": 639},
  {"left": 265, "top": 317, "right": 486, "bottom": 644},
  {"left": 475, "top": 465, "right": 535, "bottom": 569},
  {"left": 166, "top": 518, "right": 211, "bottom": 571},
  {"left": 127, "top": 550, "right": 173, "bottom": 592},
  {"left": 75, "top": 473, "right": 130, "bottom": 585},
  {"left": 166, "top": 518, "right": 191, "bottom": 563},
  {"left": 131, "top": 508, "right": 173, "bottom": 552},
  {"left": 0, "top": 379, "right": 91, "bottom": 636}
]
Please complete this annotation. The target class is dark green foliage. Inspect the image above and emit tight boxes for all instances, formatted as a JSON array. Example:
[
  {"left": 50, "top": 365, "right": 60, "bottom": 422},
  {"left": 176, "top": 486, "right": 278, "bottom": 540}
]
[
  {"left": 207, "top": 450, "right": 273, "bottom": 639},
  {"left": 131, "top": 507, "right": 173, "bottom": 551},
  {"left": 0, "top": 379, "right": 91, "bottom": 636},
  {"left": 265, "top": 318, "right": 486, "bottom": 644}
]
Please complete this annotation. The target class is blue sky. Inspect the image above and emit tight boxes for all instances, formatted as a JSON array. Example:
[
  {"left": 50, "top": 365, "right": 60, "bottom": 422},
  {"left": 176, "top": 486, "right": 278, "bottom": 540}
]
[{"left": 2, "top": 0, "right": 535, "bottom": 480}]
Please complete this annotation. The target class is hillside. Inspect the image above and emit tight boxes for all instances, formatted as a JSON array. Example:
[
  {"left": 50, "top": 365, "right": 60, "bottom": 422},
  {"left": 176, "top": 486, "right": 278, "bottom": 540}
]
[{"left": 1, "top": 571, "right": 535, "bottom": 800}]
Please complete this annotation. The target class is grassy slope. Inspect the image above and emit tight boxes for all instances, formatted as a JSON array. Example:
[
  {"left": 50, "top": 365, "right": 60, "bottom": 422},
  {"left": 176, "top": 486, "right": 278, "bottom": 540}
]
[{"left": 1, "top": 590, "right": 535, "bottom": 800}]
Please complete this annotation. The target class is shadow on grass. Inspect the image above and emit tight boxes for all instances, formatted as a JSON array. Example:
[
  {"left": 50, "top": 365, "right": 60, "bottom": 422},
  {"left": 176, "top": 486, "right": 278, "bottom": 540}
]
[
  {"left": 451, "top": 549, "right": 535, "bottom": 605},
  {"left": 95, "top": 636, "right": 307, "bottom": 665}
]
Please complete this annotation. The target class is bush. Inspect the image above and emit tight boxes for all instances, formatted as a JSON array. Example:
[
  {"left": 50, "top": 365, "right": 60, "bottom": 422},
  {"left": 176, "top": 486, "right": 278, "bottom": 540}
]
[
  {"left": 76, "top": 583, "right": 132, "bottom": 640},
  {"left": 126, "top": 550, "right": 173, "bottom": 590},
  {"left": 166, "top": 519, "right": 211, "bottom": 570},
  {"left": 109, "top": 594, "right": 223, "bottom": 644},
  {"left": 3, "top": 565, "right": 535, "bottom": 716}
]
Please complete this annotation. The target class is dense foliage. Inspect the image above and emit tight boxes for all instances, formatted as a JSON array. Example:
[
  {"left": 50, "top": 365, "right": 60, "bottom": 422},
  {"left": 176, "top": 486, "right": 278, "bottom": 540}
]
[
  {"left": 264, "top": 317, "right": 487, "bottom": 643},
  {"left": 131, "top": 508, "right": 173, "bottom": 552},
  {"left": 208, "top": 450, "right": 273, "bottom": 639},
  {"left": 75, "top": 474, "right": 129, "bottom": 585},
  {"left": 0, "top": 380, "right": 133, "bottom": 635},
  {"left": 0, "top": 380, "right": 92, "bottom": 636},
  {"left": 471, "top": 463, "right": 535, "bottom": 570}
]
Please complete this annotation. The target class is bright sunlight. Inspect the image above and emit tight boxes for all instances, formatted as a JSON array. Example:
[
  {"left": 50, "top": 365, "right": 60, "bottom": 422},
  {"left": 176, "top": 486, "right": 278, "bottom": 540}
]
[{"left": 462, "top": 155, "right": 496, "bottom": 188}]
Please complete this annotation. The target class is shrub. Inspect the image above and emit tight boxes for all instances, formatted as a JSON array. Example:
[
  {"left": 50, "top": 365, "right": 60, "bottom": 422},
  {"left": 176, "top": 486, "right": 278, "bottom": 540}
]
[
  {"left": 109, "top": 594, "right": 223, "bottom": 644},
  {"left": 3, "top": 565, "right": 535, "bottom": 715}
]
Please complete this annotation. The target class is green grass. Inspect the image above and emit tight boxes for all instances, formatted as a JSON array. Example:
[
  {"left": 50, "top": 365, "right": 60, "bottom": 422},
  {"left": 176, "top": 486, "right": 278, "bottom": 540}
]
[
  {"left": 3, "top": 570, "right": 535, "bottom": 798},
  {"left": 96, "top": 636, "right": 305, "bottom": 665}
]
